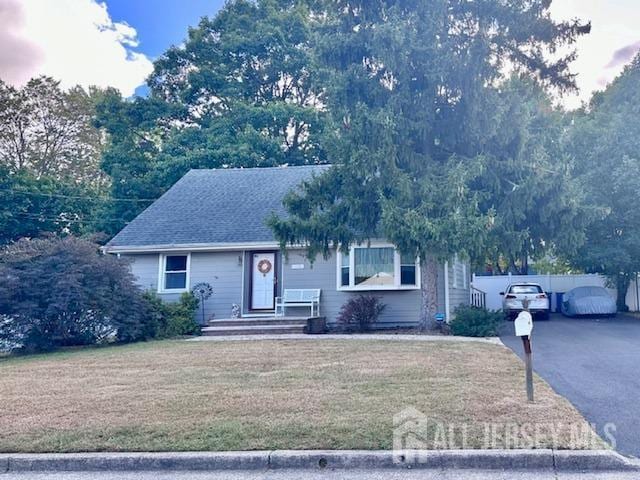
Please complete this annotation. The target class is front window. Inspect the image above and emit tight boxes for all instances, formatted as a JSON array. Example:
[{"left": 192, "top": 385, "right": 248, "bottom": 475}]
[
  {"left": 338, "top": 245, "right": 419, "bottom": 290},
  {"left": 340, "top": 251, "right": 350, "bottom": 287},
  {"left": 160, "top": 254, "right": 189, "bottom": 291},
  {"left": 400, "top": 253, "right": 417, "bottom": 286},
  {"left": 355, "top": 247, "right": 395, "bottom": 286}
]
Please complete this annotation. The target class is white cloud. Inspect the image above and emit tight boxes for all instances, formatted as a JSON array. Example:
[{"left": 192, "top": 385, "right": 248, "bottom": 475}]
[
  {"left": 0, "top": 0, "right": 43, "bottom": 85},
  {"left": 0, "top": 0, "right": 152, "bottom": 96},
  {"left": 550, "top": 0, "right": 640, "bottom": 109}
]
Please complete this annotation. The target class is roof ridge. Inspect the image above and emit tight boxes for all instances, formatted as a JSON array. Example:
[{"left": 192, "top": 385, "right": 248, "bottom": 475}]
[{"left": 187, "top": 164, "right": 331, "bottom": 174}]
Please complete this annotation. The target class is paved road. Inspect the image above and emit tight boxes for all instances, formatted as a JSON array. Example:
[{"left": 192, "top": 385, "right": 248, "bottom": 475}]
[
  {"left": 501, "top": 314, "right": 640, "bottom": 458},
  {"left": 1, "top": 470, "right": 638, "bottom": 480}
]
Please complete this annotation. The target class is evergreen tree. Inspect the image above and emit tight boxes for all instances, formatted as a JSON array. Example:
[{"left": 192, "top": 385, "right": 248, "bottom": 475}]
[
  {"left": 569, "top": 55, "right": 640, "bottom": 310},
  {"left": 475, "top": 78, "right": 590, "bottom": 275},
  {"left": 271, "top": 0, "right": 589, "bottom": 329}
]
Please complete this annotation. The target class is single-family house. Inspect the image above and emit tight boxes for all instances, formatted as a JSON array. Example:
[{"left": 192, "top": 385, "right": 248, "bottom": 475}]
[{"left": 104, "top": 165, "right": 471, "bottom": 329}]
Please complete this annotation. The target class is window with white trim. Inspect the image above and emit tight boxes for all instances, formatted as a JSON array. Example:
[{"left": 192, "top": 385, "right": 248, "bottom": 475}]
[
  {"left": 400, "top": 252, "right": 417, "bottom": 286},
  {"left": 340, "top": 251, "right": 350, "bottom": 287},
  {"left": 159, "top": 254, "right": 190, "bottom": 292},
  {"left": 337, "top": 245, "right": 419, "bottom": 290}
]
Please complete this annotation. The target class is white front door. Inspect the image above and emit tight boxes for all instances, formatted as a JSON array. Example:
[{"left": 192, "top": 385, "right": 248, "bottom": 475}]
[{"left": 251, "top": 252, "right": 276, "bottom": 310}]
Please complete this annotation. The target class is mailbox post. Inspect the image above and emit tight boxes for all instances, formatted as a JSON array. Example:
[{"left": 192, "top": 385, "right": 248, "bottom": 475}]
[{"left": 514, "top": 300, "right": 534, "bottom": 402}]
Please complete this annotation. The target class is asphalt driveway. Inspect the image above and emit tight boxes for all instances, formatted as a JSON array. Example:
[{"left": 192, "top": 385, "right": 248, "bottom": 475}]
[{"left": 501, "top": 314, "right": 640, "bottom": 458}]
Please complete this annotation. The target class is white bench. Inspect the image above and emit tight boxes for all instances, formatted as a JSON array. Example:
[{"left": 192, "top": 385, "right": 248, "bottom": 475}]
[{"left": 275, "top": 289, "right": 321, "bottom": 317}]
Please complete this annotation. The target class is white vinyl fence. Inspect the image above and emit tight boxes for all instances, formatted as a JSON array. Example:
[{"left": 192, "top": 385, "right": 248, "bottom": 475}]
[{"left": 472, "top": 273, "right": 640, "bottom": 312}]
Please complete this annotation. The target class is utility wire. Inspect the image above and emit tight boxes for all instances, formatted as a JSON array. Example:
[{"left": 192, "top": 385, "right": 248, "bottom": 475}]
[
  {"left": 10, "top": 212, "right": 129, "bottom": 225},
  {"left": 0, "top": 187, "right": 157, "bottom": 203}
]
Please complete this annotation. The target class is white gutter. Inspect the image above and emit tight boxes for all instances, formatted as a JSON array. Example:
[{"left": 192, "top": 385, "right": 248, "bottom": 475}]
[
  {"left": 444, "top": 260, "right": 451, "bottom": 323},
  {"left": 102, "top": 241, "right": 282, "bottom": 254},
  {"left": 102, "top": 238, "right": 403, "bottom": 255}
]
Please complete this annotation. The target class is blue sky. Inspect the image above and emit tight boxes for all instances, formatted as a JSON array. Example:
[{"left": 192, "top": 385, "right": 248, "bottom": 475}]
[
  {"left": 105, "top": 0, "right": 225, "bottom": 58},
  {"left": 104, "top": 0, "right": 226, "bottom": 96},
  {"left": 1, "top": 0, "right": 639, "bottom": 108}
]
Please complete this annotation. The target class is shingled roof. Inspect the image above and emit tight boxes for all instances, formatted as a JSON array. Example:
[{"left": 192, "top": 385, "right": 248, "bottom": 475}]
[{"left": 105, "top": 165, "right": 330, "bottom": 251}]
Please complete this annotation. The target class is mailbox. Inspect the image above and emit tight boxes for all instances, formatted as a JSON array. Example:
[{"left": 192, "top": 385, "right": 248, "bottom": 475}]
[{"left": 514, "top": 310, "right": 533, "bottom": 337}]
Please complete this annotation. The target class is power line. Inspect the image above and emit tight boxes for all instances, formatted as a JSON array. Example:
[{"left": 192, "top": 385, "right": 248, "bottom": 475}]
[
  {"left": 0, "top": 187, "right": 157, "bottom": 203},
  {"left": 10, "top": 212, "right": 129, "bottom": 225}
]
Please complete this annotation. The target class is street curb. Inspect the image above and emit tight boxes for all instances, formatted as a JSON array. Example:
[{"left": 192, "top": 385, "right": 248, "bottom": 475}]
[
  {"left": 0, "top": 449, "right": 638, "bottom": 472},
  {"left": 553, "top": 450, "right": 640, "bottom": 471},
  {"left": 1, "top": 451, "right": 269, "bottom": 472}
]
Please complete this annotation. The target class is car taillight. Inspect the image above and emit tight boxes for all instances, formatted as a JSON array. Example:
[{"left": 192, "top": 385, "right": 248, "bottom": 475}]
[
  {"left": 506, "top": 294, "right": 517, "bottom": 299},
  {"left": 537, "top": 294, "right": 547, "bottom": 299}
]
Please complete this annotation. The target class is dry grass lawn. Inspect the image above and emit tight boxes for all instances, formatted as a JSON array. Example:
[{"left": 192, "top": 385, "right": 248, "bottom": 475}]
[{"left": 0, "top": 339, "right": 602, "bottom": 452}]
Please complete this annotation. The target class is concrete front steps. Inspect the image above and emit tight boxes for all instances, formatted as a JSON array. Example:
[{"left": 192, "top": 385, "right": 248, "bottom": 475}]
[{"left": 201, "top": 317, "right": 309, "bottom": 336}]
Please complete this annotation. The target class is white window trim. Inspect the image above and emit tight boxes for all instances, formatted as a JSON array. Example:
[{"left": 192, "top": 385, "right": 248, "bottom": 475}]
[
  {"left": 462, "top": 262, "right": 468, "bottom": 289},
  {"left": 452, "top": 257, "right": 459, "bottom": 289},
  {"left": 336, "top": 243, "right": 421, "bottom": 291},
  {"left": 452, "top": 255, "right": 468, "bottom": 290},
  {"left": 158, "top": 252, "right": 191, "bottom": 293}
]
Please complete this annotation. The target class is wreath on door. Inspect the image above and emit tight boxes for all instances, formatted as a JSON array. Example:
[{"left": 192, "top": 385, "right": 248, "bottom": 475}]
[{"left": 257, "top": 259, "right": 272, "bottom": 275}]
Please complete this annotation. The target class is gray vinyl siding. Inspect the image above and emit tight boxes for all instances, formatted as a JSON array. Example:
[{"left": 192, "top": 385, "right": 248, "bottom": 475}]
[
  {"left": 190, "top": 251, "right": 244, "bottom": 321},
  {"left": 123, "top": 254, "right": 159, "bottom": 292},
  {"left": 281, "top": 249, "right": 447, "bottom": 328},
  {"left": 124, "top": 251, "right": 244, "bottom": 324},
  {"left": 123, "top": 248, "right": 453, "bottom": 327}
]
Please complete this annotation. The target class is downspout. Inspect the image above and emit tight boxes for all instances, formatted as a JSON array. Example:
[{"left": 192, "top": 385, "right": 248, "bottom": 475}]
[
  {"left": 444, "top": 260, "right": 451, "bottom": 323},
  {"left": 636, "top": 273, "right": 639, "bottom": 312}
]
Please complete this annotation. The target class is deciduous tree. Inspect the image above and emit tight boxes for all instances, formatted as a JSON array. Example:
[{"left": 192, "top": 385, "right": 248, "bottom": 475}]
[
  {"left": 97, "top": 0, "right": 327, "bottom": 233},
  {"left": 0, "top": 165, "right": 98, "bottom": 244},
  {"left": 0, "top": 77, "right": 105, "bottom": 186}
]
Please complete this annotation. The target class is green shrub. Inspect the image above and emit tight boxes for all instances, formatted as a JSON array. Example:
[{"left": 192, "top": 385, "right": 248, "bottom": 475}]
[
  {"left": 450, "top": 306, "right": 504, "bottom": 337},
  {"left": 143, "top": 292, "right": 200, "bottom": 338},
  {"left": 336, "top": 295, "right": 386, "bottom": 332}
]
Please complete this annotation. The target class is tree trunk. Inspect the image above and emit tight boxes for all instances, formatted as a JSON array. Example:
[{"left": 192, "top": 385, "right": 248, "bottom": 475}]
[
  {"left": 508, "top": 257, "right": 519, "bottom": 275},
  {"left": 418, "top": 254, "right": 439, "bottom": 331},
  {"left": 615, "top": 274, "right": 631, "bottom": 312}
]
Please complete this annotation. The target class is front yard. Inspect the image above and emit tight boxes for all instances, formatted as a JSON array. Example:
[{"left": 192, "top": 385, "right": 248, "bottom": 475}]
[{"left": 0, "top": 339, "right": 601, "bottom": 452}]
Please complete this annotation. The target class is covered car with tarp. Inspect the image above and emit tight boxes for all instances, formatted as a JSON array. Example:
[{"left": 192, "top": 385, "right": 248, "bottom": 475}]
[{"left": 561, "top": 286, "right": 617, "bottom": 317}]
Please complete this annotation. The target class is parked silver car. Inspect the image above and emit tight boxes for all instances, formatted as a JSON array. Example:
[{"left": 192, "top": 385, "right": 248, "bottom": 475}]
[
  {"left": 561, "top": 286, "right": 617, "bottom": 317},
  {"left": 501, "top": 283, "right": 550, "bottom": 320}
]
